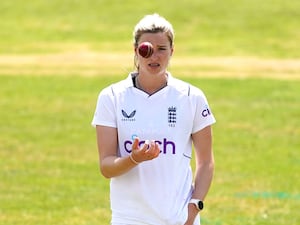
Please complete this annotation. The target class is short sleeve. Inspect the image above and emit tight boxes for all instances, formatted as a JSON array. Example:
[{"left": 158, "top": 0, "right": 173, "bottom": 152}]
[
  {"left": 91, "top": 86, "right": 117, "bottom": 128},
  {"left": 191, "top": 87, "right": 216, "bottom": 133}
]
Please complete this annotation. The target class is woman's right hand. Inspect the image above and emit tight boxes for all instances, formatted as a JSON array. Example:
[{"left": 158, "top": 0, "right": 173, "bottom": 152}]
[{"left": 130, "top": 138, "right": 160, "bottom": 163}]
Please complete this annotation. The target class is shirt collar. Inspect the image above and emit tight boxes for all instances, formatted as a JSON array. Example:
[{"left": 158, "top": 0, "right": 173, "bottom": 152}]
[{"left": 125, "top": 71, "right": 174, "bottom": 88}]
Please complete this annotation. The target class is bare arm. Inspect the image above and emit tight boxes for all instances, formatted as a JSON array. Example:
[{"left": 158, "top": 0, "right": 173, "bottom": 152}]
[
  {"left": 185, "top": 125, "right": 215, "bottom": 224},
  {"left": 96, "top": 125, "right": 160, "bottom": 178},
  {"left": 192, "top": 125, "right": 215, "bottom": 200}
]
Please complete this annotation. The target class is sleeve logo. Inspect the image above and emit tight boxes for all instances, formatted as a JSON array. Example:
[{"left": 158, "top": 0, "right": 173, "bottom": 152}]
[{"left": 201, "top": 106, "right": 211, "bottom": 117}]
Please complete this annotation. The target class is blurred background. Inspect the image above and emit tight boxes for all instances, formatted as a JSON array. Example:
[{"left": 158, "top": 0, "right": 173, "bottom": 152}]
[{"left": 0, "top": 0, "right": 299, "bottom": 225}]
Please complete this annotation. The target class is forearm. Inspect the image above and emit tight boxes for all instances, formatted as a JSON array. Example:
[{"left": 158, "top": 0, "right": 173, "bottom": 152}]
[
  {"left": 193, "top": 160, "right": 215, "bottom": 200},
  {"left": 98, "top": 138, "right": 160, "bottom": 178},
  {"left": 100, "top": 155, "right": 137, "bottom": 178},
  {"left": 185, "top": 161, "right": 214, "bottom": 225}
]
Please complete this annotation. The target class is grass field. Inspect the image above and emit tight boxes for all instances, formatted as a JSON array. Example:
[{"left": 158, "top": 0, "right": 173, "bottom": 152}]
[
  {"left": 0, "top": 0, "right": 300, "bottom": 225},
  {"left": 0, "top": 0, "right": 300, "bottom": 58},
  {"left": 1, "top": 76, "right": 299, "bottom": 225}
]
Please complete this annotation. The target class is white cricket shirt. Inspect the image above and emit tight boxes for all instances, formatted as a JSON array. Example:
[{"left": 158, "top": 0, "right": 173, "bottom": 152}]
[{"left": 92, "top": 72, "right": 216, "bottom": 225}]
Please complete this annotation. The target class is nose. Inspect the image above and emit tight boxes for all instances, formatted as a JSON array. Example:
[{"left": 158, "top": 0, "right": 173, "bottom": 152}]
[{"left": 150, "top": 49, "right": 159, "bottom": 59}]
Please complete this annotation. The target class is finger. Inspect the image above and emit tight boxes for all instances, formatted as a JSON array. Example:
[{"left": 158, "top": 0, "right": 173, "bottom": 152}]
[
  {"left": 152, "top": 142, "right": 161, "bottom": 158},
  {"left": 146, "top": 140, "right": 160, "bottom": 157},
  {"left": 132, "top": 137, "right": 140, "bottom": 151},
  {"left": 144, "top": 140, "right": 154, "bottom": 153},
  {"left": 141, "top": 140, "right": 150, "bottom": 151}
]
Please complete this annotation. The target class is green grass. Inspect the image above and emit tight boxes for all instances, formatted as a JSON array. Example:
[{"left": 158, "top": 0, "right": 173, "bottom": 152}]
[
  {"left": 0, "top": 75, "right": 113, "bottom": 224},
  {"left": 0, "top": 0, "right": 299, "bottom": 57},
  {"left": 0, "top": 0, "right": 299, "bottom": 224},
  {"left": 0, "top": 75, "right": 299, "bottom": 225}
]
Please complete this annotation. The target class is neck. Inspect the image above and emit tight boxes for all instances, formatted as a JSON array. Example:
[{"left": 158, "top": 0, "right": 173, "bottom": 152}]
[{"left": 135, "top": 73, "right": 168, "bottom": 95}]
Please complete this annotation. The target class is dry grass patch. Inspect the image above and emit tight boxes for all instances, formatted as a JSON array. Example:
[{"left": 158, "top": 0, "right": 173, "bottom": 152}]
[{"left": 0, "top": 52, "right": 299, "bottom": 79}]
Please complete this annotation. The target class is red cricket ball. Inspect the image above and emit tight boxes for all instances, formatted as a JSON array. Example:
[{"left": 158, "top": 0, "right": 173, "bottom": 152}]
[{"left": 138, "top": 42, "right": 154, "bottom": 58}]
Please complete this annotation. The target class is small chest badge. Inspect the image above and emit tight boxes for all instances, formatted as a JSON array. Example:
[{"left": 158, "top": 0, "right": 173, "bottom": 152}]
[{"left": 168, "top": 106, "right": 176, "bottom": 127}]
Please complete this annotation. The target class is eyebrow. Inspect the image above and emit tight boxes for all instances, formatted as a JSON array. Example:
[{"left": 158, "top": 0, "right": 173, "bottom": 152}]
[{"left": 157, "top": 45, "right": 168, "bottom": 48}]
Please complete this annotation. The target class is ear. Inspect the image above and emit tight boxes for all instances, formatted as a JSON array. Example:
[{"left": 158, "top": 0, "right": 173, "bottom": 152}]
[
  {"left": 170, "top": 46, "right": 174, "bottom": 56},
  {"left": 134, "top": 46, "right": 139, "bottom": 57}
]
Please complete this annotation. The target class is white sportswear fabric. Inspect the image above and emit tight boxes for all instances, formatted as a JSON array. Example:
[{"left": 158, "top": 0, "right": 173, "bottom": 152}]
[{"left": 92, "top": 72, "right": 215, "bottom": 225}]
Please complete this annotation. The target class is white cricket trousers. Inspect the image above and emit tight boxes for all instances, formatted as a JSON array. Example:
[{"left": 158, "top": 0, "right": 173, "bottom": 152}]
[{"left": 112, "top": 214, "right": 200, "bottom": 225}]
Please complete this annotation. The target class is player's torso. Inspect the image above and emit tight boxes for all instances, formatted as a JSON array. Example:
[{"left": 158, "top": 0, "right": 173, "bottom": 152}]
[{"left": 114, "top": 86, "right": 194, "bottom": 157}]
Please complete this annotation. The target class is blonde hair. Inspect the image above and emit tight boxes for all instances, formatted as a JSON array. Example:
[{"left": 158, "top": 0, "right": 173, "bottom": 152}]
[{"left": 133, "top": 13, "right": 175, "bottom": 48}]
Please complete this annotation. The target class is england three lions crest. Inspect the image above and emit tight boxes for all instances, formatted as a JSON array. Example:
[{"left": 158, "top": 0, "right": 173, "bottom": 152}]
[{"left": 168, "top": 106, "right": 176, "bottom": 127}]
